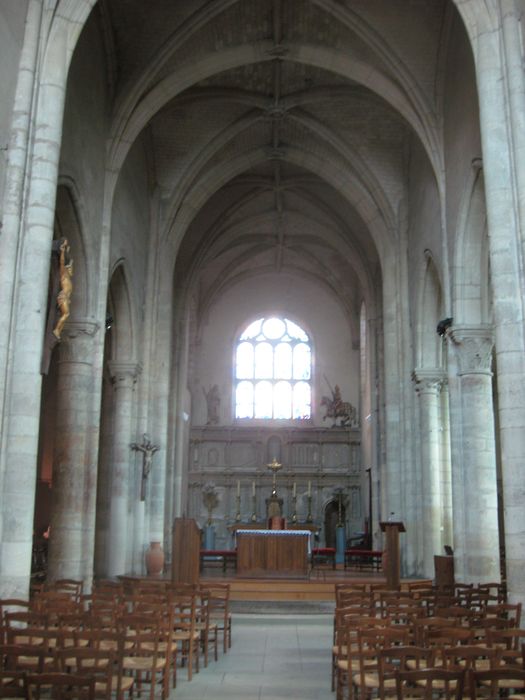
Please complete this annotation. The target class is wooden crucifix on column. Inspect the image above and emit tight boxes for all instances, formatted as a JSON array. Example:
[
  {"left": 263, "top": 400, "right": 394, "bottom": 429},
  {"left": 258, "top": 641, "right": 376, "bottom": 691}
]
[{"left": 130, "top": 434, "right": 159, "bottom": 501}]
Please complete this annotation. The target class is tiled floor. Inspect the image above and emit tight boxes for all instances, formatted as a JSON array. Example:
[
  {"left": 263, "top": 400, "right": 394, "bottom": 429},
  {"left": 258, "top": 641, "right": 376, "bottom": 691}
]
[{"left": 173, "top": 613, "right": 334, "bottom": 699}]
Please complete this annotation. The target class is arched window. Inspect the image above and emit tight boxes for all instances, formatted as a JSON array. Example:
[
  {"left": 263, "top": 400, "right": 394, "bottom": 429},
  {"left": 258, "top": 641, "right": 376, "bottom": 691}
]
[{"left": 235, "top": 317, "right": 312, "bottom": 420}]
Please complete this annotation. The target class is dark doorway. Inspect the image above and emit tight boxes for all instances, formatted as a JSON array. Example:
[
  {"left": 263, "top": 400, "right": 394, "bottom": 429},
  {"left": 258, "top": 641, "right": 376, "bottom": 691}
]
[{"left": 324, "top": 500, "right": 346, "bottom": 548}]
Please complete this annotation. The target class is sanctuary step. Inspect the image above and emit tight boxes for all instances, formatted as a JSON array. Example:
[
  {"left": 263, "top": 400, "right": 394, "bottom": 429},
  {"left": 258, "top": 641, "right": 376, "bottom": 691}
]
[
  {"left": 228, "top": 579, "right": 336, "bottom": 602},
  {"left": 230, "top": 599, "right": 336, "bottom": 614}
]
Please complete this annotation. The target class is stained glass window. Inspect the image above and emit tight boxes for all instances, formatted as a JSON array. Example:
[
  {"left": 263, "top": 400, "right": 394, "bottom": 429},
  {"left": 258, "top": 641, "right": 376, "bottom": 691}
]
[{"left": 234, "top": 317, "right": 312, "bottom": 420}]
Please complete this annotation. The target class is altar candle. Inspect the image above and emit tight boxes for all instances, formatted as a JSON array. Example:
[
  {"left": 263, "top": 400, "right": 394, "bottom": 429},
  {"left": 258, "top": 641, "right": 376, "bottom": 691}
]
[
  {"left": 237, "top": 480, "right": 240, "bottom": 497},
  {"left": 252, "top": 481, "right": 256, "bottom": 496},
  {"left": 308, "top": 480, "right": 311, "bottom": 497},
  {"left": 292, "top": 482, "right": 296, "bottom": 497}
]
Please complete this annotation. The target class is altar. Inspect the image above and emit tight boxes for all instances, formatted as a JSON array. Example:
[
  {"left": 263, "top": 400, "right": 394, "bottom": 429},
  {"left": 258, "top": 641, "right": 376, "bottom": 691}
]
[{"left": 236, "top": 529, "right": 311, "bottom": 579}]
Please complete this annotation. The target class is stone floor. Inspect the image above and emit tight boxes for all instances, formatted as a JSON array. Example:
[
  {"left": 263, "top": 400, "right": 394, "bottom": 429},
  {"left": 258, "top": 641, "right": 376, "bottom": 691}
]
[{"left": 173, "top": 613, "right": 334, "bottom": 699}]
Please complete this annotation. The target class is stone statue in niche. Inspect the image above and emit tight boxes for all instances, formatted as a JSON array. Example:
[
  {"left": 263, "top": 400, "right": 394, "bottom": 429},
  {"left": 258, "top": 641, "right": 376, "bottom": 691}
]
[{"left": 203, "top": 384, "right": 220, "bottom": 425}]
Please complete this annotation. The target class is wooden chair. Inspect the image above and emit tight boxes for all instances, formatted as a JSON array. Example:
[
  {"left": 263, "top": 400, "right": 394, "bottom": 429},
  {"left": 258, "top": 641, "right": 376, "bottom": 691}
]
[
  {"left": 332, "top": 610, "right": 374, "bottom": 693},
  {"left": 378, "top": 647, "right": 437, "bottom": 700},
  {"left": 48, "top": 580, "right": 83, "bottom": 604},
  {"left": 353, "top": 626, "right": 411, "bottom": 700},
  {"left": 53, "top": 647, "right": 115, "bottom": 700},
  {"left": 485, "top": 603, "right": 522, "bottom": 628},
  {"left": 170, "top": 595, "right": 199, "bottom": 683},
  {"left": 394, "top": 668, "right": 465, "bottom": 700},
  {"left": 470, "top": 668, "right": 525, "bottom": 699},
  {"left": 424, "top": 626, "right": 474, "bottom": 649},
  {"left": 0, "top": 669, "right": 27, "bottom": 700},
  {"left": 5, "top": 625, "right": 62, "bottom": 668},
  {"left": 124, "top": 593, "right": 177, "bottom": 692},
  {"left": 441, "top": 644, "right": 499, "bottom": 674},
  {"left": 195, "top": 590, "right": 218, "bottom": 667},
  {"left": 72, "top": 628, "right": 134, "bottom": 700},
  {"left": 487, "top": 628, "right": 525, "bottom": 653},
  {"left": 119, "top": 613, "right": 170, "bottom": 700},
  {"left": 202, "top": 583, "right": 231, "bottom": 654},
  {"left": 25, "top": 672, "right": 95, "bottom": 700},
  {"left": 0, "top": 642, "right": 48, "bottom": 698},
  {"left": 0, "top": 600, "right": 31, "bottom": 624}
]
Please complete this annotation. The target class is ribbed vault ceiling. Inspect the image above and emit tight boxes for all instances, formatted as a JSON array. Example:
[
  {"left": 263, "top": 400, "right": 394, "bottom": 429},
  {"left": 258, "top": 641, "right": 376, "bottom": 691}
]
[{"left": 101, "top": 0, "right": 452, "bottom": 322}]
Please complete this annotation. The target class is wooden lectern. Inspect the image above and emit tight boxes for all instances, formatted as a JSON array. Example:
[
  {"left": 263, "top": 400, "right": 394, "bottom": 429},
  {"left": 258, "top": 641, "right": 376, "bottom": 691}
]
[
  {"left": 380, "top": 521, "right": 406, "bottom": 590},
  {"left": 434, "top": 554, "right": 454, "bottom": 589},
  {"left": 171, "top": 517, "right": 200, "bottom": 584}
]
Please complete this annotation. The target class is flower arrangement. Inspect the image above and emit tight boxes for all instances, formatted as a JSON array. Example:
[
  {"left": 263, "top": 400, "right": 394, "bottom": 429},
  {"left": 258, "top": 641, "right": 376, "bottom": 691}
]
[{"left": 202, "top": 482, "right": 219, "bottom": 525}]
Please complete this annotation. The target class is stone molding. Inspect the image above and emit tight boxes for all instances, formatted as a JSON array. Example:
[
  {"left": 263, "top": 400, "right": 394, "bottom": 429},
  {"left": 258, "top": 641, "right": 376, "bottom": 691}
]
[
  {"left": 448, "top": 325, "right": 494, "bottom": 375},
  {"left": 412, "top": 368, "right": 446, "bottom": 395},
  {"left": 57, "top": 319, "right": 99, "bottom": 365},
  {"left": 108, "top": 361, "right": 142, "bottom": 388}
]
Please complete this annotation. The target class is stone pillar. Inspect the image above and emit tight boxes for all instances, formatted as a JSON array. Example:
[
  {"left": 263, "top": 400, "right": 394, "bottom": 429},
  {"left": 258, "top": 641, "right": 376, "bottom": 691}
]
[
  {"left": 449, "top": 326, "right": 500, "bottom": 583},
  {"left": 106, "top": 362, "right": 140, "bottom": 577},
  {"left": 0, "top": 25, "right": 71, "bottom": 600},
  {"left": 47, "top": 320, "right": 99, "bottom": 582},
  {"left": 474, "top": 19, "right": 525, "bottom": 600},
  {"left": 413, "top": 369, "right": 445, "bottom": 578}
]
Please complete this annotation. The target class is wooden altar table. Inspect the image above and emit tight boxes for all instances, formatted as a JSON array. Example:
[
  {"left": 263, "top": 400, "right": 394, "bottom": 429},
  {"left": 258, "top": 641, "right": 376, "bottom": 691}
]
[{"left": 236, "top": 529, "right": 310, "bottom": 579}]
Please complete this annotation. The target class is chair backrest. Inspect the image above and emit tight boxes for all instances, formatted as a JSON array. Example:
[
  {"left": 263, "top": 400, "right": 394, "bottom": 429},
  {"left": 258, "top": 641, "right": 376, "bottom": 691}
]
[
  {"left": 26, "top": 672, "right": 95, "bottom": 700},
  {"left": 441, "top": 644, "right": 499, "bottom": 671},
  {"left": 0, "top": 669, "right": 27, "bottom": 699},
  {"left": 378, "top": 647, "right": 436, "bottom": 700},
  {"left": 395, "top": 668, "right": 465, "bottom": 700},
  {"left": 53, "top": 647, "right": 115, "bottom": 700},
  {"left": 485, "top": 602, "right": 522, "bottom": 628},
  {"left": 487, "top": 627, "right": 525, "bottom": 652},
  {"left": 470, "top": 668, "right": 525, "bottom": 700}
]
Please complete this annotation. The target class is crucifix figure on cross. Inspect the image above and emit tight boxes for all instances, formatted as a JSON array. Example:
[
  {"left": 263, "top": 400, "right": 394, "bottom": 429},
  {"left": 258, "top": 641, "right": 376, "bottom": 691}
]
[{"left": 130, "top": 433, "right": 160, "bottom": 501}]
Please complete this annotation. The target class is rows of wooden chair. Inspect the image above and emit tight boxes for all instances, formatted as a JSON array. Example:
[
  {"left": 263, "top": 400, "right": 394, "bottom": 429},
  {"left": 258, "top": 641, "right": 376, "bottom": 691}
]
[
  {"left": 332, "top": 581, "right": 524, "bottom": 700},
  {"left": 0, "top": 578, "right": 232, "bottom": 700}
]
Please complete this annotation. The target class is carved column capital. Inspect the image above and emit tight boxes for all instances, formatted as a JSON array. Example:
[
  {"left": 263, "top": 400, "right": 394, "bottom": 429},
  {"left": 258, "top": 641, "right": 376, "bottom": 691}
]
[
  {"left": 448, "top": 325, "right": 494, "bottom": 375},
  {"left": 412, "top": 368, "right": 446, "bottom": 395},
  {"left": 108, "top": 361, "right": 142, "bottom": 388},
  {"left": 58, "top": 319, "right": 100, "bottom": 365}
]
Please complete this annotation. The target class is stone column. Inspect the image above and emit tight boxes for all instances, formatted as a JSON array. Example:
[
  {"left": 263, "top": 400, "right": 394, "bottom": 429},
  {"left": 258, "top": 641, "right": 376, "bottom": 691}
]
[
  {"left": 0, "top": 19, "right": 71, "bottom": 600},
  {"left": 47, "top": 320, "right": 99, "bottom": 582},
  {"left": 106, "top": 362, "right": 140, "bottom": 577},
  {"left": 449, "top": 326, "right": 500, "bottom": 583},
  {"left": 413, "top": 369, "right": 445, "bottom": 578},
  {"left": 474, "top": 19, "right": 525, "bottom": 600}
]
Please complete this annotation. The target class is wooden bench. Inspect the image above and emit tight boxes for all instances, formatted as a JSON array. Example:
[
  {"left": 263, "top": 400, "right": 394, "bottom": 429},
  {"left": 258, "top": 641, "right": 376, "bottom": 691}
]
[
  {"left": 200, "top": 549, "right": 237, "bottom": 573},
  {"left": 344, "top": 548, "right": 383, "bottom": 571}
]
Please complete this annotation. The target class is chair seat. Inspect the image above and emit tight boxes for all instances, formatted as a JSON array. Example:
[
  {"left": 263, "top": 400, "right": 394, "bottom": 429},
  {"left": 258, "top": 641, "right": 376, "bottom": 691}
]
[
  {"left": 172, "top": 630, "right": 199, "bottom": 642},
  {"left": 123, "top": 656, "right": 166, "bottom": 672},
  {"left": 337, "top": 659, "right": 360, "bottom": 672},
  {"left": 353, "top": 671, "right": 396, "bottom": 689},
  {"left": 110, "top": 675, "right": 133, "bottom": 692}
]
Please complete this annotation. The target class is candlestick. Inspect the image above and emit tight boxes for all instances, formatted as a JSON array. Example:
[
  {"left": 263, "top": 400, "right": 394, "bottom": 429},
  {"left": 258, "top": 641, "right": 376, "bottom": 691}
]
[
  {"left": 306, "top": 495, "right": 313, "bottom": 523},
  {"left": 237, "top": 480, "right": 240, "bottom": 497},
  {"left": 292, "top": 482, "right": 296, "bottom": 497},
  {"left": 307, "top": 480, "right": 311, "bottom": 497},
  {"left": 252, "top": 481, "right": 256, "bottom": 496},
  {"left": 251, "top": 494, "right": 257, "bottom": 522},
  {"left": 235, "top": 494, "right": 241, "bottom": 522}
]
